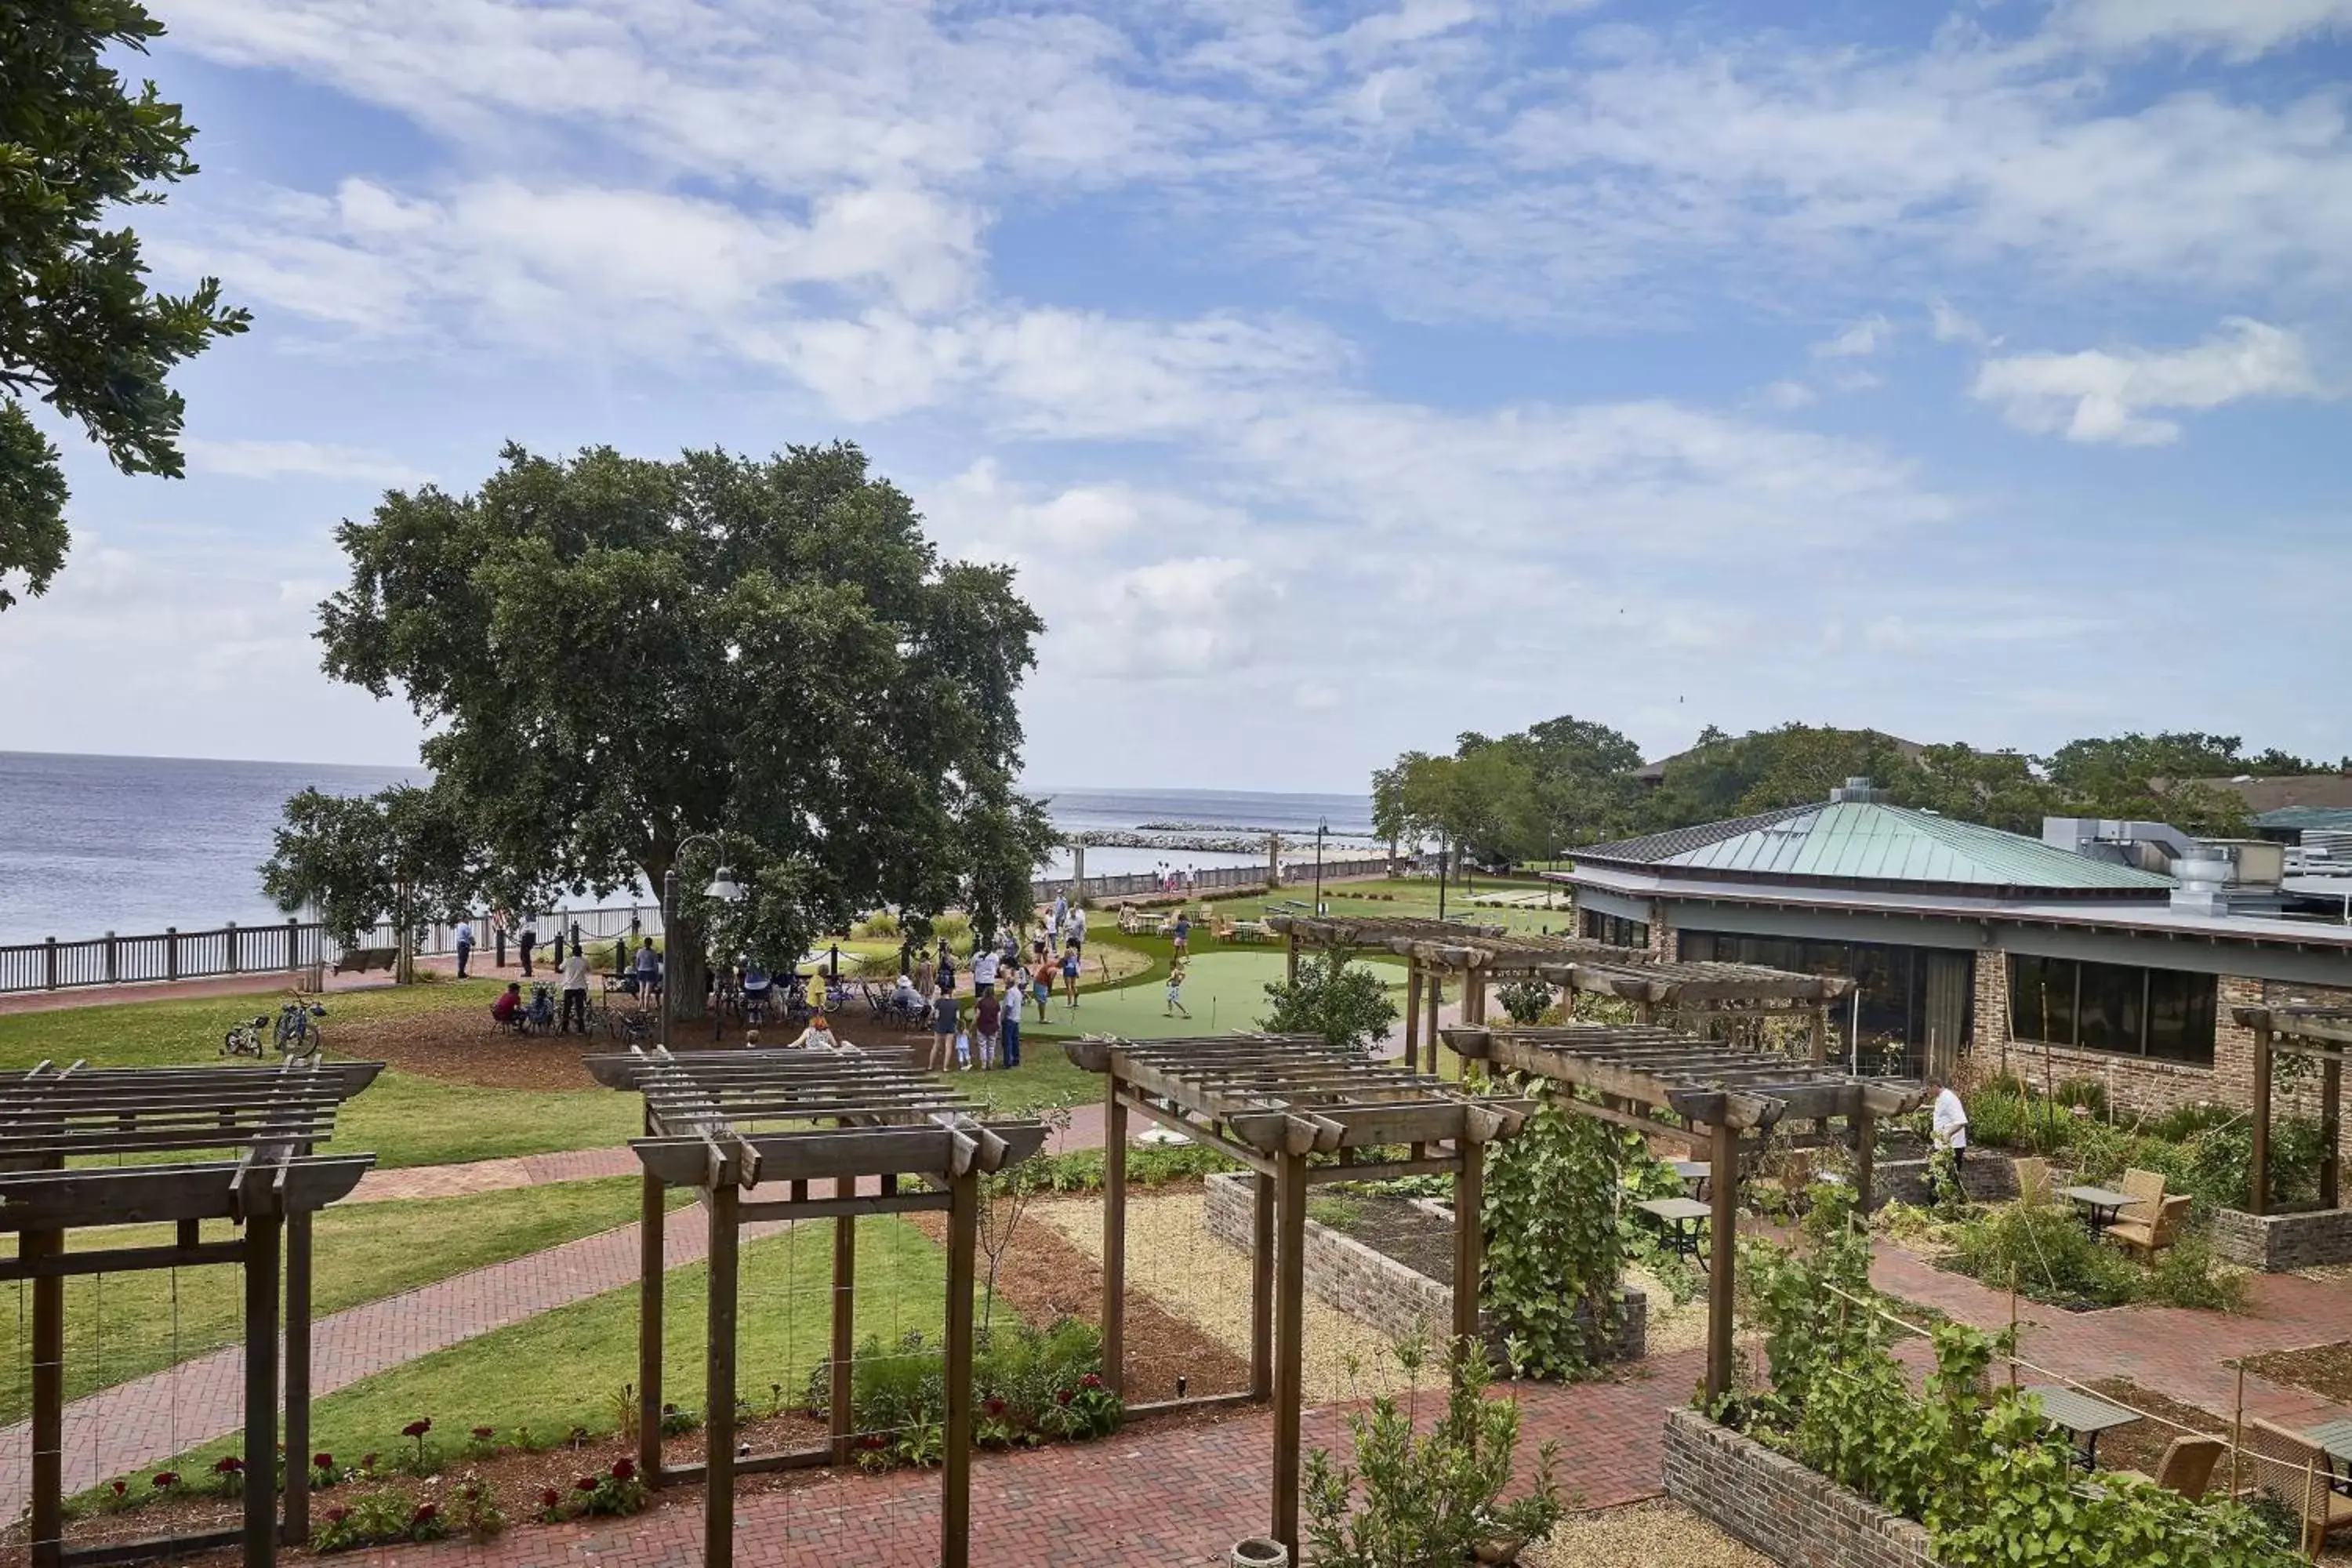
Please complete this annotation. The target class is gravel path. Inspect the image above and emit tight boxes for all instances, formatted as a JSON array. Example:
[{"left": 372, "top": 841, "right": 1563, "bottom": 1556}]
[{"left": 1527, "top": 1499, "right": 1773, "bottom": 1567}]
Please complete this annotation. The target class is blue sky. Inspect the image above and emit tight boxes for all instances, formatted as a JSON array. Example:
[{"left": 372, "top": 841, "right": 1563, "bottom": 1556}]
[{"left": 2, "top": 0, "right": 2347, "bottom": 791}]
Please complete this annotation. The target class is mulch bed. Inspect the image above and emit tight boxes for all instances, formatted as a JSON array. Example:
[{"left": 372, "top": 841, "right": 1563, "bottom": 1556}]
[
  {"left": 1316, "top": 1192, "right": 1457, "bottom": 1286},
  {"left": 2235, "top": 1339, "right": 2352, "bottom": 1406},
  {"left": 2078, "top": 1377, "right": 2227, "bottom": 1475}
]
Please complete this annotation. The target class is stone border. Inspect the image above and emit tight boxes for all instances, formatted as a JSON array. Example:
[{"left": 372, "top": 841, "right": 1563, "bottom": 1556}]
[
  {"left": 2209, "top": 1204, "right": 2352, "bottom": 1272},
  {"left": 1200, "top": 1173, "right": 1645, "bottom": 1363},
  {"left": 1662, "top": 1407, "right": 1933, "bottom": 1568}
]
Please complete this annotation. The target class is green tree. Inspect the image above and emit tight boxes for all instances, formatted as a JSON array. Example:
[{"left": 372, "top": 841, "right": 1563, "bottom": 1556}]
[
  {"left": 260, "top": 784, "right": 481, "bottom": 984},
  {"left": 1260, "top": 956, "right": 1399, "bottom": 1053},
  {"left": 1, "top": 1, "right": 248, "bottom": 608},
  {"left": 1893, "top": 744, "right": 2060, "bottom": 834},
  {"left": 2042, "top": 731, "right": 2282, "bottom": 835},
  {"left": 305, "top": 441, "right": 1055, "bottom": 1016}
]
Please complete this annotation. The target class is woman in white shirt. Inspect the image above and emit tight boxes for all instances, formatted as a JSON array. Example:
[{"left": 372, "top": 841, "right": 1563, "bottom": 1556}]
[{"left": 789, "top": 1012, "right": 839, "bottom": 1051}]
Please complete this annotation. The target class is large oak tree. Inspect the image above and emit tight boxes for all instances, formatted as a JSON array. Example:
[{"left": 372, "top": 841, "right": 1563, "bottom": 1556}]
[{"left": 307, "top": 441, "right": 1054, "bottom": 1013}]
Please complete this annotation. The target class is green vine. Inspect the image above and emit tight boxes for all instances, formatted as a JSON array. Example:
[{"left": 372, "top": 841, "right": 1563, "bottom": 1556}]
[{"left": 1479, "top": 1080, "right": 1630, "bottom": 1380}]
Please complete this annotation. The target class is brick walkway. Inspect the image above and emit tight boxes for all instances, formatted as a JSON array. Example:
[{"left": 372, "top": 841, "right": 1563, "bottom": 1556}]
[{"left": 328, "top": 1349, "right": 1705, "bottom": 1568}]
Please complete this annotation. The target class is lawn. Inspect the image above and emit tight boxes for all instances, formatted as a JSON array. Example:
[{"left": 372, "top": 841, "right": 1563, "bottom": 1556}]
[
  {"left": 0, "top": 1177, "right": 680, "bottom": 1423},
  {"left": 150, "top": 1214, "right": 953, "bottom": 1473}
]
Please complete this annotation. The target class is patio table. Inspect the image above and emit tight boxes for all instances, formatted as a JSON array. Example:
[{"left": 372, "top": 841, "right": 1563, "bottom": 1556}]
[
  {"left": 2023, "top": 1384, "right": 2138, "bottom": 1469},
  {"left": 1671, "top": 1159, "right": 1709, "bottom": 1197},
  {"left": 2060, "top": 1184, "right": 2132, "bottom": 1234},
  {"left": 2307, "top": 1416, "right": 2352, "bottom": 1497},
  {"left": 1635, "top": 1196, "right": 1712, "bottom": 1262}
]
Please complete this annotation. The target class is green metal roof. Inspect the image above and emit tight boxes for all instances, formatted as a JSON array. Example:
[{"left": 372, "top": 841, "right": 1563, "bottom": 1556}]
[{"left": 1575, "top": 801, "right": 2174, "bottom": 892}]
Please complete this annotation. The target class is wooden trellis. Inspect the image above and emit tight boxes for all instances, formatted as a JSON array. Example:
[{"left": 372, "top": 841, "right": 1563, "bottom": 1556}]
[
  {"left": 2234, "top": 1006, "right": 2348, "bottom": 1214},
  {"left": 1443, "top": 1022, "right": 1917, "bottom": 1404},
  {"left": 583, "top": 1045, "right": 1047, "bottom": 1568},
  {"left": 1537, "top": 958, "right": 1854, "bottom": 1051},
  {"left": 0, "top": 1058, "right": 383, "bottom": 1568},
  {"left": 1061, "top": 1031, "right": 1528, "bottom": 1558}
]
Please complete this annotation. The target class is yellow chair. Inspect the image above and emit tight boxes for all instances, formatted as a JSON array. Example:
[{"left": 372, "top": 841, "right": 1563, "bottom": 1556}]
[
  {"left": 2244, "top": 1418, "right": 2352, "bottom": 1559},
  {"left": 2115, "top": 1167, "right": 2167, "bottom": 1226},
  {"left": 2113, "top": 1434, "right": 2226, "bottom": 1501},
  {"left": 2013, "top": 1156, "right": 2053, "bottom": 1207},
  {"left": 2109, "top": 1194, "right": 2191, "bottom": 1260}
]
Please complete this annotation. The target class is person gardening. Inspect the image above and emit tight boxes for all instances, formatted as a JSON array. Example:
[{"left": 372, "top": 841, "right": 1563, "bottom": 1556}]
[{"left": 1928, "top": 1073, "right": 1969, "bottom": 1202}]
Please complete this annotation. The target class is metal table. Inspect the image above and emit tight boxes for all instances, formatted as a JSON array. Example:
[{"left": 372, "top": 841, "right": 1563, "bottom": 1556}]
[
  {"left": 2308, "top": 1416, "right": 2352, "bottom": 1496},
  {"left": 2060, "top": 1185, "right": 2132, "bottom": 1234},
  {"left": 1636, "top": 1196, "right": 1713, "bottom": 1262},
  {"left": 2024, "top": 1384, "right": 2138, "bottom": 1469},
  {"left": 1671, "top": 1160, "right": 1709, "bottom": 1197}
]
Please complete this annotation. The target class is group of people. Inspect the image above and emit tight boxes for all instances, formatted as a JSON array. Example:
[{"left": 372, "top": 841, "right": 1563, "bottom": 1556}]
[{"left": 488, "top": 939, "right": 601, "bottom": 1034}]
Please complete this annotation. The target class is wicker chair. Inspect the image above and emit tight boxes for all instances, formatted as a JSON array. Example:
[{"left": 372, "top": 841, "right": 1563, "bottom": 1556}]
[
  {"left": 2114, "top": 1167, "right": 2167, "bottom": 1225},
  {"left": 2112, "top": 1434, "right": 2227, "bottom": 1501},
  {"left": 2107, "top": 1193, "right": 2191, "bottom": 1260},
  {"left": 2244, "top": 1418, "right": 2352, "bottom": 1558},
  {"left": 2013, "top": 1156, "right": 2054, "bottom": 1207}
]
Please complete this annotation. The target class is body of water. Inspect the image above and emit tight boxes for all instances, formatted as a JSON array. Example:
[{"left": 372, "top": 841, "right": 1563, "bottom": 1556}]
[{"left": 0, "top": 754, "right": 1376, "bottom": 946}]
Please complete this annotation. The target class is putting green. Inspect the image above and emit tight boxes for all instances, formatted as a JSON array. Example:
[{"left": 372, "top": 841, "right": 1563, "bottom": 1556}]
[{"left": 1030, "top": 949, "right": 1401, "bottom": 1040}]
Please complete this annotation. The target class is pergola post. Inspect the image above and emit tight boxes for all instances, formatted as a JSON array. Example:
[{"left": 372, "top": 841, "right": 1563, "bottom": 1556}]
[
  {"left": 1284, "top": 930, "right": 1299, "bottom": 986},
  {"left": 1423, "top": 974, "right": 1441, "bottom": 1075},
  {"left": 1452, "top": 1140, "right": 1483, "bottom": 1348},
  {"left": 2322, "top": 1054, "right": 2343, "bottom": 1211},
  {"left": 2252, "top": 1018, "right": 2273, "bottom": 1217},
  {"left": 1250, "top": 1171, "right": 1274, "bottom": 1399},
  {"left": 702, "top": 1183, "right": 740, "bottom": 1568},
  {"left": 830, "top": 1173, "right": 856, "bottom": 1465},
  {"left": 637, "top": 1131, "right": 666, "bottom": 1483},
  {"left": 1405, "top": 962, "right": 1424, "bottom": 1065},
  {"left": 1854, "top": 1109, "right": 1875, "bottom": 1217},
  {"left": 27, "top": 1225, "right": 63, "bottom": 1568},
  {"left": 1102, "top": 1075, "right": 1128, "bottom": 1397},
  {"left": 243, "top": 1212, "right": 283, "bottom": 1568},
  {"left": 283, "top": 1211, "right": 314, "bottom": 1548},
  {"left": 1704, "top": 1119, "right": 1737, "bottom": 1405},
  {"left": 1271, "top": 1144, "right": 1308, "bottom": 1555},
  {"left": 942, "top": 1167, "right": 978, "bottom": 1568},
  {"left": 1811, "top": 1004, "right": 1830, "bottom": 1065}
]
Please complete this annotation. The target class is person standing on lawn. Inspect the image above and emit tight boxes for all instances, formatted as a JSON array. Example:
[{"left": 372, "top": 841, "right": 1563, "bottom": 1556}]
[
  {"left": 517, "top": 917, "right": 538, "bottom": 978},
  {"left": 454, "top": 916, "right": 475, "bottom": 978},
  {"left": 930, "top": 982, "right": 960, "bottom": 1073},
  {"left": 1000, "top": 971, "right": 1024, "bottom": 1068},
  {"left": 974, "top": 981, "right": 1002, "bottom": 1070},
  {"left": 1171, "top": 910, "right": 1190, "bottom": 958},
  {"left": 937, "top": 938, "right": 956, "bottom": 998},
  {"left": 971, "top": 943, "right": 999, "bottom": 999},
  {"left": 559, "top": 944, "right": 592, "bottom": 1035},
  {"left": 1164, "top": 955, "right": 1191, "bottom": 1019},
  {"left": 1068, "top": 902, "right": 1088, "bottom": 954},
  {"left": 1060, "top": 939, "right": 1082, "bottom": 1014}
]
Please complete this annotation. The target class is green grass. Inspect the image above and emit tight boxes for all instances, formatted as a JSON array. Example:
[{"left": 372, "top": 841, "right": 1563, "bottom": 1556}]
[
  {"left": 0, "top": 1177, "right": 682, "bottom": 1425},
  {"left": 143, "top": 1214, "right": 953, "bottom": 1477},
  {"left": 0, "top": 979, "right": 505, "bottom": 1072}
]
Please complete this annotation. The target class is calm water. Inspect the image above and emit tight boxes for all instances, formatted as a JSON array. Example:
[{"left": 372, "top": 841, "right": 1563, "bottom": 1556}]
[{"left": 0, "top": 753, "right": 1373, "bottom": 946}]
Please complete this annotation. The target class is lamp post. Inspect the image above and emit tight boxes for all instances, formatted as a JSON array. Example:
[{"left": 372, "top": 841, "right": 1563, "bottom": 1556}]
[
  {"left": 659, "top": 832, "right": 746, "bottom": 1051},
  {"left": 1437, "top": 832, "right": 1449, "bottom": 924},
  {"left": 1314, "top": 818, "right": 1327, "bottom": 914}
]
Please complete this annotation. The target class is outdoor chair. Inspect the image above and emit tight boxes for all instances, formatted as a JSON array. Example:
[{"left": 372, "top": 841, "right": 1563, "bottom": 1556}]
[
  {"left": 2107, "top": 1193, "right": 2191, "bottom": 1260},
  {"left": 2013, "top": 1156, "right": 2054, "bottom": 1207},
  {"left": 2112, "top": 1434, "right": 2226, "bottom": 1501},
  {"left": 2115, "top": 1167, "right": 2168, "bottom": 1227},
  {"left": 2243, "top": 1418, "right": 2352, "bottom": 1559}
]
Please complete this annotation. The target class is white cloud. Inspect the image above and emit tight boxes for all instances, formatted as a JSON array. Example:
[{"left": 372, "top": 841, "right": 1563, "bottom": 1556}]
[
  {"left": 1759, "top": 380, "right": 1817, "bottom": 410},
  {"left": 186, "top": 438, "right": 427, "bottom": 485},
  {"left": 1928, "top": 299, "right": 1995, "bottom": 348},
  {"left": 1969, "top": 318, "right": 2325, "bottom": 445},
  {"left": 1813, "top": 314, "right": 1894, "bottom": 358},
  {"left": 2053, "top": 0, "right": 2352, "bottom": 60}
]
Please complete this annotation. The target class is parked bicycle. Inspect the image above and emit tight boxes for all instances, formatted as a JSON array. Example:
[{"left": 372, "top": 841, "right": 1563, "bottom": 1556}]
[{"left": 223, "top": 999, "right": 328, "bottom": 1059}]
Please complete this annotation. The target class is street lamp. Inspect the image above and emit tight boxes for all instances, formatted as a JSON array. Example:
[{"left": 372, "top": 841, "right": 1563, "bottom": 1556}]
[
  {"left": 661, "top": 831, "right": 746, "bottom": 1051},
  {"left": 1313, "top": 818, "right": 1327, "bottom": 914}
]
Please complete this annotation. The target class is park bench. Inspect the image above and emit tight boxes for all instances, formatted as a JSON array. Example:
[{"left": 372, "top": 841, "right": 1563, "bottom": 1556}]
[{"left": 332, "top": 946, "right": 399, "bottom": 976}]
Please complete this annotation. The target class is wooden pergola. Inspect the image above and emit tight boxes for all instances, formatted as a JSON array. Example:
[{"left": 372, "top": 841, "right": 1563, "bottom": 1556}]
[
  {"left": 1539, "top": 958, "right": 1856, "bottom": 1055},
  {"left": 2234, "top": 1005, "right": 2347, "bottom": 1214},
  {"left": 1443, "top": 1022, "right": 1918, "bottom": 1405},
  {"left": 583, "top": 1045, "right": 1047, "bottom": 1568},
  {"left": 0, "top": 1058, "right": 382, "bottom": 1568},
  {"left": 1062, "top": 1032, "right": 1527, "bottom": 1558}
]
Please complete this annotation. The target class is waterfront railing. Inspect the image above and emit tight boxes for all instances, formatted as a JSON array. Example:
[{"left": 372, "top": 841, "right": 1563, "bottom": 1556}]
[{"left": 0, "top": 855, "right": 1399, "bottom": 996}]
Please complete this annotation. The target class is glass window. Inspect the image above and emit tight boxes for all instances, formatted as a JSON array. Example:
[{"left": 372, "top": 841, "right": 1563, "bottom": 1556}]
[
  {"left": 2145, "top": 970, "right": 2217, "bottom": 1064},
  {"left": 2009, "top": 953, "right": 2078, "bottom": 1046},
  {"left": 2076, "top": 962, "right": 2143, "bottom": 1055},
  {"left": 1579, "top": 909, "right": 1649, "bottom": 949}
]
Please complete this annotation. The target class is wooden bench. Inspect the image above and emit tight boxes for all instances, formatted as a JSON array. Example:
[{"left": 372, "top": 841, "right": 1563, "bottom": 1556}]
[{"left": 332, "top": 946, "right": 399, "bottom": 976}]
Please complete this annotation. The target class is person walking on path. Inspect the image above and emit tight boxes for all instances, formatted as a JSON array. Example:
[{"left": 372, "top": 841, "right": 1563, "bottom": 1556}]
[
  {"left": 1000, "top": 971, "right": 1024, "bottom": 1069},
  {"left": 1164, "top": 956, "right": 1191, "bottom": 1019},
  {"left": 632, "top": 936, "right": 662, "bottom": 999},
  {"left": 974, "top": 982, "right": 1001, "bottom": 1070},
  {"left": 936, "top": 938, "right": 956, "bottom": 998},
  {"left": 454, "top": 917, "right": 475, "bottom": 979},
  {"left": 930, "top": 982, "right": 960, "bottom": 1073},
  {"left": 559, "top": 946, "right": 591, "bottom": 1035}
]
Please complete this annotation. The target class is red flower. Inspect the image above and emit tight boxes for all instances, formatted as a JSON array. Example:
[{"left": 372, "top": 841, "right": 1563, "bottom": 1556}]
[
  {"left": 110, "top": 1481, "right": 126, "bottom": 1497},
  {"left": 401, "top": 1418, "right": 433, "bottom": 1439},
  {"left": 539, "top": 1487, "right": 561, "bottom": 1509},
  {"left": 326, "top": 1507, "right": 351, "bottom": 1525},
  {"left": 858, "top": 1434, "right": 886, "bottom": 1450},
  {"left": 1080, "top": 1373, "right": 1103, "bottom": 1390},
  {"left": 982, "top": 1397, "right": 1006, "bottom": 1417},
  {"left": 361, "top": 1452, "right": 379, "bottom": 1470},
  {"left": 313, "top": 1453, "right": 333, "bottom": 1471},
  {"left": 213, "top": 1456, "right": 244, "bottom": 1474},
  {"left": 575, "top": 1475, "right": 599, "bottom": 1492},
  {"left": 412, "top": 1503, "right": 439, "bottom": 1524},
  {"left": 471, "top": 1425, "right": 495, "bottom": 1439},
  {"left": 151, "top": 1472, "right": 180, "bottom": 1490},
  {"left": 610, "top": 1457, "right": 636, "bottom": 1482},
  {"left": 1054, "top": 1389, "right": 1073, "bottom": 1406}
]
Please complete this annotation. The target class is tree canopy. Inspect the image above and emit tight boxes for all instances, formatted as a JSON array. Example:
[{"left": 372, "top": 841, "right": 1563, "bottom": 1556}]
[
  {"left": 1, "top": 1, "right": 247, "bottom": 608},
  {"left": 261, "top": 783, "right": 480, "bottom": 982},
  {"left": 302, "top": 440, "right": 1055, "bottom": 1010},
  {"left": 1372, "top": 713, "right": 1644, "bottom": 864}
]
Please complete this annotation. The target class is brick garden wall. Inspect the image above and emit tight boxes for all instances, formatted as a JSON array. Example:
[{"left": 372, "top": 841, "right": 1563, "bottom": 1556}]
[
  {"left": 2209, "top": 1205, "right": 2352, "bottom": 1272},
  {"left": 1200, "top": 1173, "right": 1645, "bottom": 1364},
  {"left": 1662, "top": 1407, "right": 1935, "bottom": 1568}
]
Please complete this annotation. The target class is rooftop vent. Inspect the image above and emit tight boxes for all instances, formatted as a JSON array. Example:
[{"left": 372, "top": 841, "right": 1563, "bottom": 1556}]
[
  {"left": 2171, "top": 854, "right": 2230, "bottom": 917},
  {"left": 1829, "top": 776, "right": 1886, "bottom": 804}
]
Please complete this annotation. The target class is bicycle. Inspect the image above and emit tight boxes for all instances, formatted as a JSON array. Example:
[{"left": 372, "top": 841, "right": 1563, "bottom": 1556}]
[{"left": 223, "top": 999, "right": 328, "bottom": 1059}]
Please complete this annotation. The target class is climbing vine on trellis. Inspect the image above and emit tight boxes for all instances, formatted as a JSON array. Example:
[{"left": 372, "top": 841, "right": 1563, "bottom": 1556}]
[{"left": 1479, "top": 1078, "right": 1628, "bottom": 1380}]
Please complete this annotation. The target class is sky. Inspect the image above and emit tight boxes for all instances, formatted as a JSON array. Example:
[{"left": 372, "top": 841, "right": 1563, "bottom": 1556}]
[{"left": 2, "top": 0, "right": 2348, "bottom": 792}]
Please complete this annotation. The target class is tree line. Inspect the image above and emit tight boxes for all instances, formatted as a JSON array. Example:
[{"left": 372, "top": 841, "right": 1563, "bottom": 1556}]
[{"left": 1373, "top": 718, "right": 2338, "bottom": 867}]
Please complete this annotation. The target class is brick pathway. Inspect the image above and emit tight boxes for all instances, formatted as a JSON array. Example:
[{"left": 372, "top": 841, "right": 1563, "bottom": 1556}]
[
  {"left": 350, "top": 1146, "right": 645, "bottom": 1203},
  {"left": 326, "top": 1348, "right": 1704, "bottom": 1568}
]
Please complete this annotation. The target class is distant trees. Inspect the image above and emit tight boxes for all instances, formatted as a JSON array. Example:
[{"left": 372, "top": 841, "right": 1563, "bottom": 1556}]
[
  {"left": 0, "top": 2, "right": 248, "bottom": 608},
  {"left": 1373, "top": 720, "right": 2329, "bottom": 855},
  {"left": 261, "top": 784, "right": 481, "bottom": 984}
]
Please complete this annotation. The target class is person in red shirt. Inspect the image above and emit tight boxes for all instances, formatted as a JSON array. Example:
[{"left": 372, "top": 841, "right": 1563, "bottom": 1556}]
[{"left": 492, "top": 982, "right": 523, "bottom": 1030}]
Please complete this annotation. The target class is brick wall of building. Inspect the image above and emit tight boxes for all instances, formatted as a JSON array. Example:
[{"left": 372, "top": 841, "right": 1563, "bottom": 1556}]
[
  {"left": 1662, "top": 1408, "right": 1934, "bottom": 1568},
  {"left": 1200, "top": 1174, "right": 1646, "bottom": 1364},
  {"left": 1647, "top": 900, "right": 1679, "bottom": 962}
]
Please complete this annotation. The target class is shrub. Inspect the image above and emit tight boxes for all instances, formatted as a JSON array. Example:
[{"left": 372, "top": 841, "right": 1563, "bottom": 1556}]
[
  {"left": 1259, "top": 956, "right": 1399, "bottom": 1054},
  {"left": 1958, "top": 1085, "right": 2027, "bottom": 1150},
  {"left": 2141, "top": 1231, "right": 2249, "bottom": 1313},
  {"left": 1303, "top": 1332, "right": 1566, "bottom": 1568},
  {"left": 1946, "top": 1203, "right": 2139, "bottom": 1309},
  {"left": 804, "top": 1319, "right": 1120, "bottom": 1463},
  {"left": 450, "top": 1475, "right": 505, "bottom": 1537},
  {"left": 856, "top": 909, "right": 900, "bottom": 938},
  {"left": 1483, "top": 1082, "right": 1632, "bottom": 1380},
  {"left": 1494, "top": 980, "right": 1553, "bottom": 1025}
]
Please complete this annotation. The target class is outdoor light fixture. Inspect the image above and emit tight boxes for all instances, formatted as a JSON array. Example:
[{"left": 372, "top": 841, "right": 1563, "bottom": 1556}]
[{"left": 705, "top": 865, "right": 745, "bottom": 902}]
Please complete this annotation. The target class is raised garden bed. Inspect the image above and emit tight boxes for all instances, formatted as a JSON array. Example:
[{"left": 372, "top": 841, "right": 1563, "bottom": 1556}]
[
  {"left": 1661, "top": 1408, "right": 1933, "bottom": 1568},
  {"left": 2209, "top": 1205, "right": 2352, "bottom": 1272},
  {"left": 2236, "top": 1340, "right": 2352, "bottom": 1407}
]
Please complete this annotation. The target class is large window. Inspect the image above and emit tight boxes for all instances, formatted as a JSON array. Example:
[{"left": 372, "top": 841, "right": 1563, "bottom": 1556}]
[
  {"left": 2007, "top": 954, "right": 2215, "bottom": 1065},
  {"left": 1580, "top": 909, "right": 1650, "bottom": 949},
  {"left": 1680, "top": 929, "right": 1973, "bottom": 1074}
]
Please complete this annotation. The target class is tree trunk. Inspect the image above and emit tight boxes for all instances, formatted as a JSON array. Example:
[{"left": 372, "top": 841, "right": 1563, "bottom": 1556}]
[
  {"left": 670, "top": 909, "right": 711, "bottom": 1022},
  {"left": 394, "top": 882, "right": 417, "bottom": 985}
]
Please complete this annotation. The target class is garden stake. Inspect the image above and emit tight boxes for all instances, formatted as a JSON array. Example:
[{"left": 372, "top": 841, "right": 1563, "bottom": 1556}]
[
  {"left": 2230, "top": 1364, "right": 2245, "bottom": 1501},
  {"left": 2007, "top": 1275, "right": 2018, "bottom": 1389}
]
